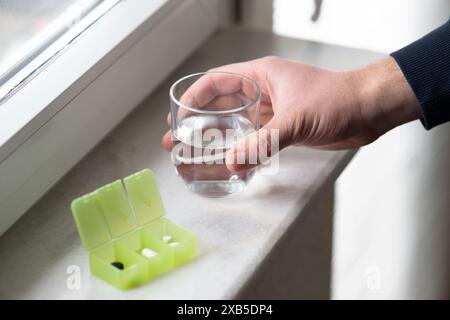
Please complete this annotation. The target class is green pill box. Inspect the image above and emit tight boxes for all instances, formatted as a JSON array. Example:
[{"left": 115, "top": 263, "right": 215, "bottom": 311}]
[{"left": 71, "top": 169, "right": 197, "bottom": 290}]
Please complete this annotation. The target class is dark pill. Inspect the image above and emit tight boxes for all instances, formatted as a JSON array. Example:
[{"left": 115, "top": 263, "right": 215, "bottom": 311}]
[{"left": 111, "top": 261, "right": 124, "bottom": 270}]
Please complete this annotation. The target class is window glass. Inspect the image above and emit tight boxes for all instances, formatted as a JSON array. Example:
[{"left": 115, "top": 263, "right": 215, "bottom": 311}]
[{"left": 0, "top": 0, "right": 118, "bottom": 102}]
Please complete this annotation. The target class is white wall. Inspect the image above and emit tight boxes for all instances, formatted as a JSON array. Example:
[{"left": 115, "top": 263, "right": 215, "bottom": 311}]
[{"left": 274, "top": 0, "right": 450, "bottom": 53}]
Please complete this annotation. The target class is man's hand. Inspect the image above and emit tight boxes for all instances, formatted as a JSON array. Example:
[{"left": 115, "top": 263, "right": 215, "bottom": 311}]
[{"left": 162, "top": 56, "right": 421, "bottom": 172}]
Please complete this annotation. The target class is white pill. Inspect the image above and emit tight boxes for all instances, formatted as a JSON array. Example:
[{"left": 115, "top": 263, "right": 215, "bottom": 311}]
[
  {"left": 141, "top": 248, "right": 157, "bottom": 258},
  {"left": 162, "top": 235, "right": 172, "bottom": 243},
  {"left": 168, "top": 242, "right": 179, "bottom": 247}
]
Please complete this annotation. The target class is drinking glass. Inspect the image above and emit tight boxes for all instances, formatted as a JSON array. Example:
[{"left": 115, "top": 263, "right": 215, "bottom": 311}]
[{"left": 169, "top": 72, "right": 261, "bottom": 197}]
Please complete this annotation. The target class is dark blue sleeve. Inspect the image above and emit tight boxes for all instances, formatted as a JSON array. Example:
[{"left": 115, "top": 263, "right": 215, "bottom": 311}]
[{"left": 390, "top": 18, "right": 450, "bottom": 129}]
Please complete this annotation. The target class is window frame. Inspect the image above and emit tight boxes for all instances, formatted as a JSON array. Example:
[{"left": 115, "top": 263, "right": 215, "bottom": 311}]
[
  {"left": 0, "top": 0, "right": 229, "bottom": 235},
  {"left": 0, "top": 0, "right": 122, "bottom": 104}
]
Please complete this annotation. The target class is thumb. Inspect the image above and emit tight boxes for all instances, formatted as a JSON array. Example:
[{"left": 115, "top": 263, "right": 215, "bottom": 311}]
[{"left": 225, "top": 117, "right": 290, "bottom": 172}]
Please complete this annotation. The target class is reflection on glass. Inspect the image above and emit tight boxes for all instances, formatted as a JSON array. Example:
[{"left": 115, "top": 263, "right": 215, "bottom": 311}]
[{"left": 0, "top": 0, "right": 119, "bottom": 103}]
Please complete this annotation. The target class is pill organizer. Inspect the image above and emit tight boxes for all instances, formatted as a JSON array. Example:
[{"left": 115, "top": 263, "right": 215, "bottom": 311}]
[{"left": 71, "top": 169, "right": 197, "bottom": 290}]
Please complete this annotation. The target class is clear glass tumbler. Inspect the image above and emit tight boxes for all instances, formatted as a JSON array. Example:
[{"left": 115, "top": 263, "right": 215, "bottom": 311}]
[{"left": 169, "top": 72, "right": 261, "bottom": 197}]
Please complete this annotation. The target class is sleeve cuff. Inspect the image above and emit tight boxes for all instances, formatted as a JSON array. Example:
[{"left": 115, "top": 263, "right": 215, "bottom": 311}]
[{"left": 390, "top": 18, "right": 450, "bottom": 130}]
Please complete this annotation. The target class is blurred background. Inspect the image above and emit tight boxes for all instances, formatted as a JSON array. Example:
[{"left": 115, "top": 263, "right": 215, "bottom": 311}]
[
  {"left": 0, "top": 0, "right": 103, "bottom": 89},
  {"left": 239, "top": 0, "right": 450, "bottom": 299}
]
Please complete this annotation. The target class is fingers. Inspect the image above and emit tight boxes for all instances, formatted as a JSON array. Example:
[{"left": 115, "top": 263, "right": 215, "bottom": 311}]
[
  {"left": 225, "top": 116, "right": 290, "bottom": 172},
  {"left": 171, "top": 62, "right": 262, "bottom": 122},
  {"left": 167, "top": 101, "right": 272, "bottom": 128},
  {"left": 165, "top": 58, "right": 271, "bottom": 156},
  {"left": 162, "top": 130, "right": 174, "bottom": 151},
  {"left": 178, "top": 71, "right": 244, "bottom": 108},
  {"left": 182, "top": 62, "right": 261, "bottom": 107}
]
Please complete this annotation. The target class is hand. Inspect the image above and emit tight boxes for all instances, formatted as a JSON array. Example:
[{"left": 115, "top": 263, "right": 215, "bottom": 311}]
[{"left": 162, "top": 56, "right": 421, "bottom": 172}]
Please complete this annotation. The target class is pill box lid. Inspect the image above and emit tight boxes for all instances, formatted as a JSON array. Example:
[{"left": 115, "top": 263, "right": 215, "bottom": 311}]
[
  {"left": 123, "top": 169, "right": 166, "bottom": 226},
  {"left": 71, "top": 169, "right": 165, "bottom": 251}
]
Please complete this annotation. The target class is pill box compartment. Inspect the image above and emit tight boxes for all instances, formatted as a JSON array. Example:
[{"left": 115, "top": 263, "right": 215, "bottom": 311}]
[
  {"left": 142, "top": 218, "right": 196, "bottom": 267},
  {"left": 72, "top": 169, "right": 197, "bottom": 290},
  {"left": 90, "top": 242, "right": 148, "bottom": 290},
  {"left": 116, "top": 227, "right": 173, "bottom": 279}
]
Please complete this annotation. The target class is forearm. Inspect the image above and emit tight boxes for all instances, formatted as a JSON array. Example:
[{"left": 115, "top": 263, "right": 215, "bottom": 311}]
[
  {"left": 349, "top": 18, "right": 450, "bottom": 135},
  {"left": 351, "top": 57, "right": 422, "bottom": 135}
]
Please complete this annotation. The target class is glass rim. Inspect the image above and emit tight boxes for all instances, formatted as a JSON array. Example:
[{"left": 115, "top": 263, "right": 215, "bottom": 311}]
[{"left": 169, "top": 71, "right": 261, "bottom": 115}]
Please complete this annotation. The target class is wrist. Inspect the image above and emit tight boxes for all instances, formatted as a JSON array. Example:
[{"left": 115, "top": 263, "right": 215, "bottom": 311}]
[{"left": 351, "top": 57, "right": 422, "bottom": 134}]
